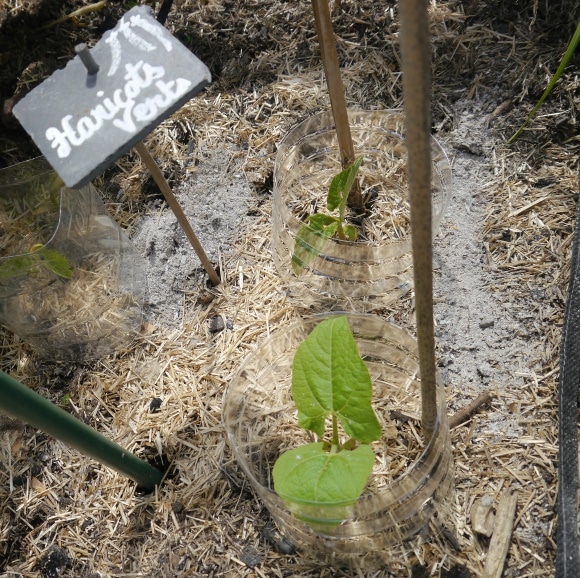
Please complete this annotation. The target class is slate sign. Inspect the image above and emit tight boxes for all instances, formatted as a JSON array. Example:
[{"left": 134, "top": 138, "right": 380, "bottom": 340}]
[{"left": 13, "top": 6, "right": 211, "bottom": 189}]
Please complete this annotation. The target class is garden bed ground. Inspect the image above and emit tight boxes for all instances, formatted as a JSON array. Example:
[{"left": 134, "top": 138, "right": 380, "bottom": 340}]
[{"left": 0, "top": 1, "right": 579, "bottom": 576}]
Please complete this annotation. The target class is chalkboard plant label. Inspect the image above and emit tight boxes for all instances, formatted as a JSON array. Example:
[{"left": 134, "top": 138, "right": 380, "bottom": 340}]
[
  {"left": 13, "top": 6, "right": 211, "bottom": 189},
  {"left": 272, "top": 315, "right": 382, "bottom": 525}
]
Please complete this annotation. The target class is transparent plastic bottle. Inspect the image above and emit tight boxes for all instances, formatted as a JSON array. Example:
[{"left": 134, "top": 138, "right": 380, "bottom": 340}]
[
  {"left": 223, "top": 312, "right": 454, "bottom": 566},
  {"left": 271, "top": 110, "right": 451, "bottom": 311},
  {"left": 0, "top": 157, "right": 145, "bottom": 361}
]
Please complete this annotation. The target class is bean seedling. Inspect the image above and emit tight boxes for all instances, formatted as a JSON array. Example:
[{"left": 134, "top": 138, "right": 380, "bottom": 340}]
[
  {"left": 0, "top": 244, "right": 72, "bottom": 280},
  {"left": 272, "top": 315, "right": 382, "bottom": 524},
  {"left": 291, "top": 157, "right": 363, "bottom": 276}
]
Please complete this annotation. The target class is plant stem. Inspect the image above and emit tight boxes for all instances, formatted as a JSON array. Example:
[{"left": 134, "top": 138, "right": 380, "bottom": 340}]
[
  {"left": 331, "top": 413, "right": 340, "bottom": 450},
  {"left": 0, "top": 370, "right": 164, "bottom": 490},
  {"left": 310, "top": 0, "right": 363, "bottom": 211},
  {"left": 508, "top": 21, "right": 580, "bottom": 144},
  {"left": 400, "top": 0, "right": 438, "bottom": 439}
]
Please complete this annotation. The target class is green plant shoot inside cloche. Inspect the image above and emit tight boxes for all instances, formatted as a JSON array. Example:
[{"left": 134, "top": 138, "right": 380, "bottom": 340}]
[{"left": 273, "top": 315, "right": 382, "bottom": 520}]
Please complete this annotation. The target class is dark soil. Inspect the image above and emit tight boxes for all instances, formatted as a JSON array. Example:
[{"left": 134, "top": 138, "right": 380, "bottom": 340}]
[{"left": 2, "top": 0, "right": 577, "bottom": 167}]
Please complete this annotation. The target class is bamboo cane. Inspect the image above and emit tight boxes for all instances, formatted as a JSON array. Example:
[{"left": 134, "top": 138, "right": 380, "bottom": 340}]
[
  {"left": 399, "top": 0, "right": 438, "bottom": 438},
  {"left": 134, "top": 142, "right": 221, "bottom": 286},
  {"left": 311, "top": 0, "right": 363, "bottom": 210}
]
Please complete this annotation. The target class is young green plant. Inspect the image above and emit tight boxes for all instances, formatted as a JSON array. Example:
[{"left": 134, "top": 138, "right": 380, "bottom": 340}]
[
  {"left": 508, "top": 21, "right": 579, "bottom": 144},
  {"left": 1, "top": 167, "right": 71, "bottom": 281},
  {"left": 272, "top": 315, "right": 382, "bottom": 524},
  {"left": 0, "top": 244, "right": 72, "bottom": 280},
  {"left": 291, "top": 157, "right": 363, "bottom": 276}
]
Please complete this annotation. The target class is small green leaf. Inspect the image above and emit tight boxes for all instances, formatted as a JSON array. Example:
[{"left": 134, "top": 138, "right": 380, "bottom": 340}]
[
  {"left": 0, "top": 254, "right": 37, "bottom": 279},
  {"left": 0, "top": 245, "right": 72, "bottom": 280},
  {"left": 321, "top": 222, "right": 339, "bottom": 240},
  {"left": 343, "top": 224, "right": 358, "bottom": 241},
  {"left": 291, "top": 316, "right": 382, "bottom": 442},
  {"left": 327, "top": 157, "right": 363, "bottom": 214},
  {"left": 308, "top": 213, "right": 339, "bottom": 231},
  {"left": 273, "top": 442, "right": 375, "bottom": 512},
  {"left": 60, "top": 393, "right": 71, "bottom": 408},
  {"left": 291, "top": 219, "right": 336, "bottom": 276},
  {"left": 36, "top": 247, "right": 73, "bottom": 279}
]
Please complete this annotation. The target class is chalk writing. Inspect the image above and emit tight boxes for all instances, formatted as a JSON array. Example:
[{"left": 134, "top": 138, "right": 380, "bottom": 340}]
[
  {"left": 45, "top": 61, "right": 191, "bottom": 158},
  {"left": 106, "top": 12, "right": 173, "bottom": 76}
]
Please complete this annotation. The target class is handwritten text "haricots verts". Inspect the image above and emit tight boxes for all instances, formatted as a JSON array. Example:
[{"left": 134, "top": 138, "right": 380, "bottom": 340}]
[{"left": 45, "top": 61, "right": 191, "bottom": 159}]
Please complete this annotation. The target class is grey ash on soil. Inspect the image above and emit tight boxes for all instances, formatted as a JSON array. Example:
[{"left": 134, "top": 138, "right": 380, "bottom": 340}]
[
  {"left": 434, "top": 99, "right": 538, "bottom": 436},
  {"left": 133, "top": 148, "right": 253, "bottom": 327}
]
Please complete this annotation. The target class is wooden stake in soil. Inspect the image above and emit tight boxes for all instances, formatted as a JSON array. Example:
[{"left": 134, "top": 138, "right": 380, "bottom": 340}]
[
  {"left": 482, "top": 490, "right": 518, "bottom": 578},
  {"left": 134, "top": 141, "right": 221, "bottom": 286},
  {"left": 399, "top": 0, "right": 437, "bottom": 438},
  {"left": 310, "top": 0, "right": 363, "bottom": 211}
]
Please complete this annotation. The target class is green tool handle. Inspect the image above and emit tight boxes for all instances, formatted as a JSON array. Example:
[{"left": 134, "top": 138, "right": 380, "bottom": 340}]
[{"left": 0, "top": 370, "right": 163, "bottom": 490}]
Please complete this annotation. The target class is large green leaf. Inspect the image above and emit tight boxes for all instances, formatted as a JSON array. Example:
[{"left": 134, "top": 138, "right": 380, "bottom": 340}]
[
  {"left": 291, "top": 316, "right": 382, "bottom": 442},
  {"left": 273, "top": 442, "right": 375, "bottom": 511}
]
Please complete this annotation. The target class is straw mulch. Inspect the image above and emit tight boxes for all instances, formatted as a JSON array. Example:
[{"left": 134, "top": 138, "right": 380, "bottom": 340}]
[{"left": 0, "top": 1, "right": 579, "bottom": 576}]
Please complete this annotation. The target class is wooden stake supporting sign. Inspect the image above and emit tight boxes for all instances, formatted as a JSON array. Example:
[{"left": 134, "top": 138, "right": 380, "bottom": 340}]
[
  {"left": 134, "top": 142, "right": 221, "bottom": 286},
  {"left": 13, "top": 6, "right": 220, "bottom": 285}
]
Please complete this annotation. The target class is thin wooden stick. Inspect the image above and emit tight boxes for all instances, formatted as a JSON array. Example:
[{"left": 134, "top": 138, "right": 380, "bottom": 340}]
[
  {"left": 311, "top": 0, "right": 362, "bottom": 210},
  {"left": 449, "top": 391, "right": 495, "bottom": 429},
  {"left": 134, "top": 142, "right": 221, "bottom": 286},
  {"left": 399, "top": 0, "right": 437, "bottom": 438}
]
